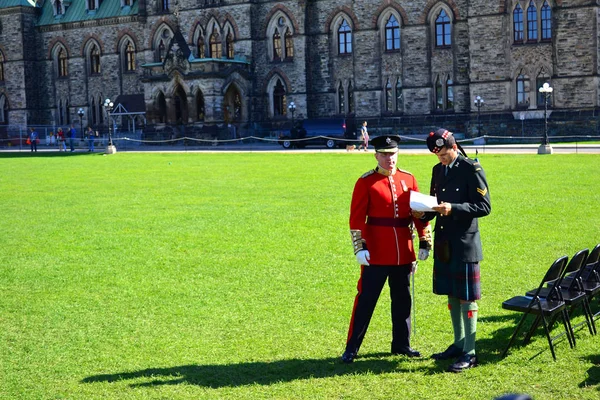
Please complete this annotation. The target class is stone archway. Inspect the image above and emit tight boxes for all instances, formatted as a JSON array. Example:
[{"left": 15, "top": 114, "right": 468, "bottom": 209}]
[
  {"left": 173, "top": 85, "right": 189, "bottom": 125},
  {"left": 223, "top": 84, "right": 242, "bottom": 123}
]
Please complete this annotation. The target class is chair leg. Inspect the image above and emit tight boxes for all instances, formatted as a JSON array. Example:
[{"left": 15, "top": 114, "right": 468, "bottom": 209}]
[
  {"left": 539, "top": 314, "right": 557, "bottom": 361},
  {"left": 582, "top": 298, "right": 597, "bottom": 335},
  {"left": 561, "top": 309, "right": 576, "bottom": 348},
  {"left": 502, "top": 313, "right": 529, "bottom": 358}
]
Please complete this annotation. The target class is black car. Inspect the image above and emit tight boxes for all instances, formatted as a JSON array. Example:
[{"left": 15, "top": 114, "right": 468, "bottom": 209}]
[{"left": 278, "top": 118, "right": 355, "bottom": 149}]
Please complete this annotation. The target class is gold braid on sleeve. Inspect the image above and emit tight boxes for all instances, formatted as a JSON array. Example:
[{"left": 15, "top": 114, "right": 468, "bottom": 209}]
[{"left": 350, "top": 230, "right": 367, "bottom": 254}]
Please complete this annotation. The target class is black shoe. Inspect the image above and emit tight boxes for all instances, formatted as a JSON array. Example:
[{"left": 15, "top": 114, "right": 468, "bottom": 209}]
[
  {"left": 391, "top": 346, "right": 421, "bottom": 357},
  {"left": 431, "top": 344, "right": 464, "bottom": 360},
  {"left": 341, "top": 350, "right": 357, "bottom": 364},
  {"left": 447, "top": 354, "right": 478, "bottom": 373}
]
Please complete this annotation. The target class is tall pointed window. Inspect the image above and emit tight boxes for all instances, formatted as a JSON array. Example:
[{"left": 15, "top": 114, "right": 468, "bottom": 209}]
[
  {"left": 273, "top": 30, "right": 282, "bottom": 61},
  {"left": 197, "top": 35, "right": 205, "bottom": 58},
  {"left": 338, "top": 19, "right": 352, "bottom": 54},
  {"left": 273, "top": 79, "right": 286, "bottom": 117},
  {"left": 58, "top": 48, "right": 68, "bottom": 77},
  {"left": 284, "top": 28, "right": 294, "bottom": 59},
  {"left": 435, "top": 10, "right": 451, "bottom": 47},
  {"left": 91, "top": 98, "right": 97, "bottom": 125},
  {"left": 0, "top": 95, "right": 7, "bottom": 124},
  {"left": 226, "top": 32, "right": 234, "bottom": 59},
  {"left": 90, "top": 45, "right": 101, "bottom": 74},
  {"left": 55, "top": 0, "right": 63, "bottom": 16},
  {"left": 536, "top": 70, "right": 550, "bottom": 107},
  {"left": 158, "top": 40, "right": 166, "bottom": 62},
  {"left": 541, "top": 1, "right": 552, "bottom": 41},
  {"left": 338, "top": 82, "right": 345, "bottom": 114},
  {"left": 88, "top": 0, "right": 97, "bottom": 10},
  {"left": 210, "top": 28, "right": 222, "bottom": 58},
  {"left": 435, "top": 76, "right": 443, "bottom": 110},
  {"left": 196, "top": 91, "right": 205, "bottom": 121},
  {"left": 446, "top": 76, "right": 454, "bottom": 110},
  {"left": 348, "top": 81, "right": 354, "bottom": 114},
  {"left": 395, "top": 79, "right": 403, "bottom": 112},
  {"left": 513, "top": 4, "right": 524, "bottom": 43},
  {"left": 98, "top": 95, "right": 104, "bottom": 124},
  {"left": 385, "top": 15, "right": 400, "bottom": 51},
  {"left": 125, "top": 42, "right": 135, "bottom": 72},
  {"left": 0, "top": 51, "right": 4, "bottom": 82},
  {"left": 516, "top": 71, "right": 530, "bottom": 107},
  {"left": 161, "top": 0, "right": 169, "bottom": 12},
  {"left": 527, "top": 2, "right": 538, "bottom": 41}
]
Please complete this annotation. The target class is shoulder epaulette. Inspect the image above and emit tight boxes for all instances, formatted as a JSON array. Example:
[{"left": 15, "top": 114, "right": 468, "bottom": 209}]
[
  {"left": 361, "top": 169, "right": 376, "bottom": 178},
  {"left": 397, "top": 168, "right": 414, "bottom": 176}
]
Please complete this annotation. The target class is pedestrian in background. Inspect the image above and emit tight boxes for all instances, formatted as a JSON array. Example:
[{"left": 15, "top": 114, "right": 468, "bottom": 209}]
[
  {"left": 87, "top": 127, "right": 95, "bottom": 152},
  {"left": 69, "top": 124, "right": 77, "bottom": 152},
  {"left": 358, "top": 121, "right": 369, "bottom": 151},
  {"left": 57, "top": 127, "right": 66, "bottom": 151},
  {"left": 342, "top": 135, "right": 432, "bottom": 364},
  {"left": 29, "top": 127, "right": 38, "bottom": 152},
  {"left": 412, "top": 128, "right": 491, "bottom": 373}
]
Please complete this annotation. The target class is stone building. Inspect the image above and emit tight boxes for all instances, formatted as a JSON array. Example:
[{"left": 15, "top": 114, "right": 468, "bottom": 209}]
[{"left": 1, "top": 0, "right": 599, "bottom": 138}]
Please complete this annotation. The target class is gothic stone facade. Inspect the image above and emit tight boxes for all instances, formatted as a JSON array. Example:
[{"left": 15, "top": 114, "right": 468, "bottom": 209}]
[{"left": 0, "top": 0, "right": 599, "bottom": 134}]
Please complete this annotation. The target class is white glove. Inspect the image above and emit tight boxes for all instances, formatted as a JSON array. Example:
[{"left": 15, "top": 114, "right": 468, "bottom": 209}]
[
  {"left": 418, "top": 249, "right": 429, "bottom": 261},
  {"left": 355, "top": 250, "right": 370, "bottom": 266},
  {"left": 411, "top": 262, "right": 418, "bottom": 274}
]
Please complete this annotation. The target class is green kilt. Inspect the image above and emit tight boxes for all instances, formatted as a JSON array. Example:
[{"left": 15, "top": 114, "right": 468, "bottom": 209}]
[{"left": 433, "top": 259, "right": 481, "bottom": 301}]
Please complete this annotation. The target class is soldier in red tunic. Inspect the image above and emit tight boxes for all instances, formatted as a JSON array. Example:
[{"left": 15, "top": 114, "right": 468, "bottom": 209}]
[{"left": 342, "top": 135, "right": 432, "bottom": 363}]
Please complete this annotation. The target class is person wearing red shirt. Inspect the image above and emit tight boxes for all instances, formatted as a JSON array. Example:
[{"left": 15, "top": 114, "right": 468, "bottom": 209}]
[{"left": 342, "top": 135, "right": 432, "bottom": 363}]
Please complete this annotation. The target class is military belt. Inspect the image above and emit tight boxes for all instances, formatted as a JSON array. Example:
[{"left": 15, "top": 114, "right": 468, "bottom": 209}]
[{"left": 366, "top": 216, "right": 411, "bottom": 227}]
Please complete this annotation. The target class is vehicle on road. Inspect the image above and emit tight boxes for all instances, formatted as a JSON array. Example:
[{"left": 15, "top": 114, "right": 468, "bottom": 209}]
[{"left": 278, "top": 118, "right": 355, "bottom": 149}]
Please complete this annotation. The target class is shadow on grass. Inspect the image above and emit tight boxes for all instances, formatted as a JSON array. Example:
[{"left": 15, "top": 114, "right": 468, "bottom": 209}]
[
  {"left": 579, "top": 354, "right": 600, "bottom": 390},
  {"left": 81, "top": 354, "right": 446, "bottom": 388},
  {"left": 0, "top": 151, "right": 98, "bottom": 158}
]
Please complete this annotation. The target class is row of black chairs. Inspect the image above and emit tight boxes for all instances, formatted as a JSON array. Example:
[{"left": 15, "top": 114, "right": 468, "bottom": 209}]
[{"left": 502, "top": 243, "right": 600, "bottom": 360}]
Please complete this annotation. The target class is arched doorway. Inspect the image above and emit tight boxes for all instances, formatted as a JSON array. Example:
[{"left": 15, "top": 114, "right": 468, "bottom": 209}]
[
  {"left": 223, "top": 84, "right": 242, "bottom": 123},
  {"left": 173, "top": 85, "right": 189, "bottom": 125},
  {"left": 196, "top": 90, "right": 205, "bottom": 121},
  {"left": 156, "top": 92, "right": 167, "bottom": 123}
]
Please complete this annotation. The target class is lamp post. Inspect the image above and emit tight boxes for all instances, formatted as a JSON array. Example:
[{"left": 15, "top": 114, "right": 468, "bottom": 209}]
[
  {"left": 473, "top": 95, "right": 484, "bottom": 137},
  {"left": 537, "top": 82, "right": 553, "bottom": 154},
  {"left": 103, "top": 98, "right": 117, "bottom": 154},
  {"left": 77, "top": 108, "right": 84, "bottom": 140},
  {"left": 288, "top": 101, "right": 296, "bottom": 125}
]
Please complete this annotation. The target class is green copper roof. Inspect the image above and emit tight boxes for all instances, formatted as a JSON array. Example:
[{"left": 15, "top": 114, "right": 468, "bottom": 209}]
[
  {"left": 37, "top": 0, "right": 138, "bottom": 26},
  {"left": 0, "top": 0, "right": 39, "bottom": 8}
]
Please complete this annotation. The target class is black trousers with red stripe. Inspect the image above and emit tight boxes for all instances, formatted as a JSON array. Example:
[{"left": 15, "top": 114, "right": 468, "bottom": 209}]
[{"left": 345, "top": 264, "right": 412, "bottom": 355}]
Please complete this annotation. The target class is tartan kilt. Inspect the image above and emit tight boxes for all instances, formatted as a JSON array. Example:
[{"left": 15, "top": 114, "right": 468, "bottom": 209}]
[{"left": 432, "top": 258, "right": 481, "bottom": 301}]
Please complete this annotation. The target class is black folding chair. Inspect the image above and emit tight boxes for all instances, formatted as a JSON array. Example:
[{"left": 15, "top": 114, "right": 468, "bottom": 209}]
[
  {"left": 526, "top": 249, "right": 594, "bottom": 340},
  {"left": 501, "top": 256, "right": 571, "bottom": 360}
]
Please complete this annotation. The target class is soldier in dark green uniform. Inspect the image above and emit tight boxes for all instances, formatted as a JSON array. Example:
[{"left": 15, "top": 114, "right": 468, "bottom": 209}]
[{"left": 412, "top": 128, "right": 491, "bottom": 372}]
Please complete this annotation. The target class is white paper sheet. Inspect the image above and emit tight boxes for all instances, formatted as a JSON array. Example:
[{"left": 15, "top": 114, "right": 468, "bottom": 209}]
[{"left": 409, "top": 191, "right": 438, "bottom": 212}]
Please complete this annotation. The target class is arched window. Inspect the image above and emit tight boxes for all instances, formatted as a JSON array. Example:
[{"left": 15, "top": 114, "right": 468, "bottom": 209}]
[
  {"left": 210, "top": 28, "right": 222, "bottom": 58},
  {"left": 516, "top": 71, "right": 530, "bottom": 107},
  {"left": 527, "top": 2, "right": 537, "bottom": 42},
  {"left": 435, "top": 75, "right": 443, "bottom": 110},
  {"left": 196, "top": 91, "right": 205, "bottom": 121},
  {"left": 161, "top": 0, "right": 169, "bottom": 12},
  {"left": 513, "top": 4, "right": 524, "bottom": 43},
  {"left": 446, "top": 76, "right": 454, "bottom": 110},
  {"left": 54, "top": 0, "right": 63, "bottom": 16},
  {"left": 197, "top": 35, "right": 205, "bottom": 58},
  {"left": 0, "top": 94, "right": 8, "bottom": 124},
  {"left": 435, "top": 10, "right": 451, "bottom": 47},
  {"left": 91, "top": 97, "right": 97, "bottom": 125},
  {"left": 233, "top": 91, "right": 242, "bottom": 120},
  {"left": 90, "top": 45, "right": 101, "bottom": 74},
  {"left": 338, "top": 82, "right": 345, "bottom": 114},
  {"left": 157, "top": 92, "right": 167, "bottom": 123},
  {"left": 0, "top": 51, "right": 4, "bottom": 81},
  {"left": 273, "top": 79, "right": 286, "bottom": 117},
  {"left": 158, "top": 40, "right": 166, "bottom": 62},
  {"left": 338, "top": 19, "right": 352, "bottom": 54},
  {"left": 385, "top": 15, "right": 400, "bottom": 51},
  {"left": 98, "top": 95, "right": 104, "bottom": 124},
  {"left": 226, "top": 32, "right": 234, "bottom": 59},
  {"left": 58, "top": 47, "right": 68, "bottom": 77},
  {"left": 541, "top": 1, "right": 552, "bottom": 41},
  {"left": 348, "top": 81, "right": 354, "bottom": 114},
  {"left": 385, "top": 79, "right": 392, "bottom": 111},
  {"left": 284, "top": 28, "right": 294, "bottom": 59},
  {"left": 125, "top": 42, "right": 135, "bottom": 72},
  {"left": 273, "top": 30, "right": 282, "bottom": 61},
  {"left": 395, "top": 79, "right": 403, "bottom": 112}
]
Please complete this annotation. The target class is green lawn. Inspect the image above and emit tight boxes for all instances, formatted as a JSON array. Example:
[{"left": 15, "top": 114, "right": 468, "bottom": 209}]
[{"left": 1, "top": 151, "right": 599, "bottom": 399}]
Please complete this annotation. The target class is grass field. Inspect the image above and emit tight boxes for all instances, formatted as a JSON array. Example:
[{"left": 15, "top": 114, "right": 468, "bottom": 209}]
[{"left": 1, "top": 151, "right": 599, "bottom": 400}]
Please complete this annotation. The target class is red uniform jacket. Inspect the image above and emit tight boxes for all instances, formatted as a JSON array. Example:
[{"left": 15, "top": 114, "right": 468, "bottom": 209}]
[{"left": 350, "top": 167, "right": 430, "bottom": 265}]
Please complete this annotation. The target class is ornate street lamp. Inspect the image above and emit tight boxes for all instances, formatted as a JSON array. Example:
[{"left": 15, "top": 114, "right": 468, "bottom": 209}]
[
  {"left": 77, "top": 108, "right": 85, "bottom": 140},
  {"left": 473, "top": 95, "right": 484, "bottom": 137},
  {"left": 103, "top": 98, "right": 117, "bottom": 154},
  {"left": 537, "top": 82, "right": 553, "bottom": 154},
  {"left": 288, "top": 101, "right": 296, "bottom": 125}
]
